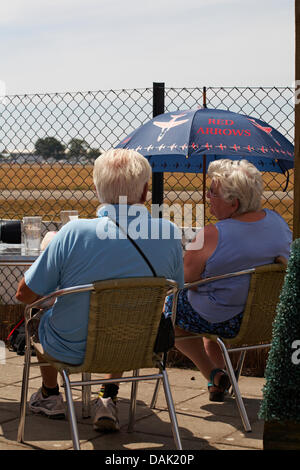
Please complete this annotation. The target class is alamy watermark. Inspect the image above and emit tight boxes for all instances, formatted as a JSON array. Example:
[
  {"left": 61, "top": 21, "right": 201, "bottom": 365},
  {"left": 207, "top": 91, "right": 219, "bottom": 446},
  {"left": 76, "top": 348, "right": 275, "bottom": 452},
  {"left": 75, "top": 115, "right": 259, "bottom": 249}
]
[
  {"left": 292, "top": 81, "right": 300, "bottom": 105},
  {"left": 0, "top": 80, "right": 6, "bottom": 105},
  {"left": 95, "top": 197, "right": 204, "bottom": 250},
  {"left": 0, "top": 341, "right": 5, "bottom": 365},
  {"left": 291, "top": 340, "right": 300, "bottom": 365}
]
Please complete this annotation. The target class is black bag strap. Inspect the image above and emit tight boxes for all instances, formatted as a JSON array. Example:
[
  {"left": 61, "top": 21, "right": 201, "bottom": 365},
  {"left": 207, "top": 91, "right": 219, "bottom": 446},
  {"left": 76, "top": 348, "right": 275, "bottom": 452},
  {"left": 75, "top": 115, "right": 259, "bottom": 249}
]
[
  {"left": 107, "top": 217, "right": 173, "bottom": 357},
  {"left": 109, "top": 217, "right": 157, "bottom": 277}
]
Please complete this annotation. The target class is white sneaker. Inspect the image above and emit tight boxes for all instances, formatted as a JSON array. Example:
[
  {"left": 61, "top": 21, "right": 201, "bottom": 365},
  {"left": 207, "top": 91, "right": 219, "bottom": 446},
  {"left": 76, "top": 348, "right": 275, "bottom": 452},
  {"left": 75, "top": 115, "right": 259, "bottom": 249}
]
[
  {"left": 93, "top": 397, "right": 120, "bottom": 432},
  {"left": 29, "top": 388, "right": 65, "bottom": 419}
]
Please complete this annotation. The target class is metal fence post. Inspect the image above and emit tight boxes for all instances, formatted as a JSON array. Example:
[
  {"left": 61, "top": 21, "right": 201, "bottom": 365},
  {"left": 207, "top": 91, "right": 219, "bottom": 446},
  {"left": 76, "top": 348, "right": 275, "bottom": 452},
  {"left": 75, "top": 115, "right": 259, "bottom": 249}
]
[{"left": 152, "top": 82, "right": 165, "bottom": 213}]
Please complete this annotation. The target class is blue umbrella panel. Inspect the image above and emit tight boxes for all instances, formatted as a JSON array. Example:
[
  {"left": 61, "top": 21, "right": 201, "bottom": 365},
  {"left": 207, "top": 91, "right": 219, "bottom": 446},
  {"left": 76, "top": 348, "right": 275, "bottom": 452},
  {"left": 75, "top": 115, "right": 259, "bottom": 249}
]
[{"left": 117, "top": 108, "right": 294, "bottom": 175}]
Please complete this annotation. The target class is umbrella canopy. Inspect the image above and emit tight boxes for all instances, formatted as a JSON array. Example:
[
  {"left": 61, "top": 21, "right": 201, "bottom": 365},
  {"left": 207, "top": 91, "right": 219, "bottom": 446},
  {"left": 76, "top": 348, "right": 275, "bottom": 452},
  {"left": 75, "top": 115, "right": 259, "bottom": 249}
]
[{"left": 117, "top": 108, "right": 294, "bottom": 174}]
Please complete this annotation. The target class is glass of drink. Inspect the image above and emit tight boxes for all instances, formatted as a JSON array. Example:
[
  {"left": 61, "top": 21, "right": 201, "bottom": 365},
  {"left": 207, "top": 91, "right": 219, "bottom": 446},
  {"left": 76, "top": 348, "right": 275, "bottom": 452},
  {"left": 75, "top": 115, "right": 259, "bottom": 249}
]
[
  {"left": 22, "top": 217, "right": 42, "bottom": 253},
  {"left": 60, "top": 210, "right": 78, "bottom": 226},
  {"left": 181, "top": 226, "right": 203, "bottom": 251}
]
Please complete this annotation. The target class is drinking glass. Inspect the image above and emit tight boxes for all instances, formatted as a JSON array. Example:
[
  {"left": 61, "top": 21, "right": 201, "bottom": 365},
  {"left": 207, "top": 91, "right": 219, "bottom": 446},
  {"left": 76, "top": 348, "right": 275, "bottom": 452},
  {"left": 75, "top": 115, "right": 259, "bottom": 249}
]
[{"left": 22, "top": 217, "right": 42, "bottom": 253}]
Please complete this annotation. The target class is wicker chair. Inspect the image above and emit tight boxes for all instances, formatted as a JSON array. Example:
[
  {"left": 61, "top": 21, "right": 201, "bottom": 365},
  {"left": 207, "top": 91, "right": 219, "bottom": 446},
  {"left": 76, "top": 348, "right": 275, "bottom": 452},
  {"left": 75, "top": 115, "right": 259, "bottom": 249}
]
[
  {"left": 17, "top": 277, "right": 182, "bottom": 450},
  {"left": 151, "top": 261, "right": 287, "bottom": 432}
]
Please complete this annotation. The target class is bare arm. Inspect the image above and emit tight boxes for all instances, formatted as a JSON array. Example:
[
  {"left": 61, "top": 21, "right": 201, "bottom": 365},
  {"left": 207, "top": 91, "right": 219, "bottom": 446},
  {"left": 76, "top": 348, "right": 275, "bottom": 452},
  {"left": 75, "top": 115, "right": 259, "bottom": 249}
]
[
  {"left": 184, "top": 224, "right": 218, "bottom": 284},
  {"left": 16, "top": 278, "right": 41, "bottom": 305},
  {"left": 16, "top": 231, "right": 59, "bottom": 304}
]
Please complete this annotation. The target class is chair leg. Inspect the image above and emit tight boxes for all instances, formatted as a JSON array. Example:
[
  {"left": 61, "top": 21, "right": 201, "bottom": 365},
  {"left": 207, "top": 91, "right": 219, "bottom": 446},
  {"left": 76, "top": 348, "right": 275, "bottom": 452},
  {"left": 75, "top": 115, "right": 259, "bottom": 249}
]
[
  {"left": 128, "top": 369, "right": 139, "bottom": 432},
  {"left": 81, "top": 372, "right": 91, "bottom": 418},
  {"left": 235, "top": 351, "right": 246, "bottom": 381},
  {"left": 217, "top": 338, "right": 251, "bottom": 432},
  {"left": 161, "top": 369, "right": 182, "bottom": 450},
  {"left": 17, "top": 343, "right": 32, "bottom": 443},
  {"left": 229, "top": 350, "right": 246, "bottom": 396},
  {"left": 61, "top": 370, "right": 81, "bottom": 450},
  {"left": 150, "top": 378, "right": 161, "bottom": 409}
]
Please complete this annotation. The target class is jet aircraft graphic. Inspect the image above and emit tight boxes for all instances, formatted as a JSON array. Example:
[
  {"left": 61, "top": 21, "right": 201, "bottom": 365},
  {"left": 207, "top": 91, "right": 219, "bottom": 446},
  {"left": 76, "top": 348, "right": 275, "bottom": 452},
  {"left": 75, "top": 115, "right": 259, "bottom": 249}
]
[
  {"left": 248, "top": 118, "right": 281, "bottom": 147},
  {"left": 153, "top": 114, "right": 189, "bottom": 142}
]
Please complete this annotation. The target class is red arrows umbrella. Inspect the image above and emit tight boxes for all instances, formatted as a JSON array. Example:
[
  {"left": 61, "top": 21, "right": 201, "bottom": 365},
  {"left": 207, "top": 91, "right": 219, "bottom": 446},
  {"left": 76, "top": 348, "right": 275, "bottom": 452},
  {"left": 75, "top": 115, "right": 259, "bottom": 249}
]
[
  {"left": 117, "top": 107, "right": 294, "bottom": 220},
  {"left": 117, "top": 107, "right": 294, "bottom": 174}
]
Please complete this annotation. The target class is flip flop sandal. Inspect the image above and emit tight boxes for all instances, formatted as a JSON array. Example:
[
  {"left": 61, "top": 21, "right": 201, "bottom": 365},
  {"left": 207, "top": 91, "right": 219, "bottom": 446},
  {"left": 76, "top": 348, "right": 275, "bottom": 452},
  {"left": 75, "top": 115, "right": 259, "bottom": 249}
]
[{"left": 208, "top": 368, "right": 231, "bottom": 402}]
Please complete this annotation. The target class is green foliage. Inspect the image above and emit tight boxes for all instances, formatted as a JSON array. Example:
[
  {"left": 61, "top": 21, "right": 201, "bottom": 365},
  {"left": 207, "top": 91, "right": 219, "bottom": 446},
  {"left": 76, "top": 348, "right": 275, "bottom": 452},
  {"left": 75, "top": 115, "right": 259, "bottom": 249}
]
[
  {"left": 259, "top": 238, "right": 300, "bottom": 422},
  {"left": 68, "top": 138, "right": 101, "bottom": 159},
  {"left": 68, "top": 138, "right": 89, "bottom": 158},
  {"left": 87, "top": 147, "right": 101, "bottom": 159},
  {"left": 34, "top": 137, "right": 101, "bottom": 161},
  {"left": 35, "top": 137, "right": 65, "bottom": 160}
]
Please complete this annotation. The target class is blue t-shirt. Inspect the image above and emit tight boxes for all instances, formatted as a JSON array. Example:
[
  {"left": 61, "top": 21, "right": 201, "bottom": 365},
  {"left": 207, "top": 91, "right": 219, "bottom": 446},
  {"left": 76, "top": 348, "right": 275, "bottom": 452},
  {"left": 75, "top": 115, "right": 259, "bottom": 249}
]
[
  {"left": 188, "top": 209, "right": 292, "bottom": 323},
  {"left": 25, "top": 205, "right": 184, "bottom": 364}
]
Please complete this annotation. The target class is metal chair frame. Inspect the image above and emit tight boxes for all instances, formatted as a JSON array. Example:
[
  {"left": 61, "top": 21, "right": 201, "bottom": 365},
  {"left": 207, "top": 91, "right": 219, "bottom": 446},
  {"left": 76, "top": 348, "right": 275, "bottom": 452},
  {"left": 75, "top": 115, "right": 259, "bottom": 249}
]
[
  {"left": 17, "top": 277, "right": 182, "bottom": 450},
  {"left": 150, "top": 263, "right": 287, "bottom": 433}
]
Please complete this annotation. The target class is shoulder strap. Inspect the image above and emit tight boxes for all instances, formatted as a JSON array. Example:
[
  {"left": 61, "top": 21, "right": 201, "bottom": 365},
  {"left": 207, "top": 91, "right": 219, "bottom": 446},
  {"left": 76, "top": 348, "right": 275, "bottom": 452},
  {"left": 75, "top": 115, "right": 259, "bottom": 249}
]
[{"left": 109, "top": 218, "right": 157, "bottom": 277}]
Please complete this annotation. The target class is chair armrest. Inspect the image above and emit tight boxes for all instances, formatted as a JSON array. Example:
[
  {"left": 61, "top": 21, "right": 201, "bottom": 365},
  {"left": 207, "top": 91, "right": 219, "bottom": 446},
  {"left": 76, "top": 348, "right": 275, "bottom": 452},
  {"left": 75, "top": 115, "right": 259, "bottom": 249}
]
[
  {"left": 24, "top": 284, "right": 95, "bottom": 321},
  {"left": 274, "top": 256, "right": 288, "bottom": 267},
  {"left": 184, "top": 268, "right": 255, "bottom": 290}
]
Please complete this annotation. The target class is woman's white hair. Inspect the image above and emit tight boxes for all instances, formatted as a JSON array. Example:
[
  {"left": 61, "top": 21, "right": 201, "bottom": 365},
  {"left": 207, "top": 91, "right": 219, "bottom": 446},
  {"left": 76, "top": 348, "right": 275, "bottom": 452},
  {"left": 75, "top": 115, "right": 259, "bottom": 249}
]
[
  {"left": 207, "top": 159, "right": 263, "bottom": 215},
  {"left": 93, "top": 148, "right": 151, "bottom": 204}
]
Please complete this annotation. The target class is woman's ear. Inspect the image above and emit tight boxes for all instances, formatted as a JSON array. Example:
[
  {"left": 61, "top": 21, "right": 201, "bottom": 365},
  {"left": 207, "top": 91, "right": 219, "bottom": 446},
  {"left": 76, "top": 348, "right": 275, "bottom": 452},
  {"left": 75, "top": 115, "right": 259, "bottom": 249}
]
[{"left": 232, "top": 198, "right": 240, "bottom": 213}]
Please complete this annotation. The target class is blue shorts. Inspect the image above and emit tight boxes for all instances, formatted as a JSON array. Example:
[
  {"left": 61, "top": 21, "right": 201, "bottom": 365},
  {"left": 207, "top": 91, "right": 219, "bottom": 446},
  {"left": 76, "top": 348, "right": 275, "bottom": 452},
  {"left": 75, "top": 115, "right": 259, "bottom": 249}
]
[{"left": 165, "top": 289, "right": 243, "bottom": 339}]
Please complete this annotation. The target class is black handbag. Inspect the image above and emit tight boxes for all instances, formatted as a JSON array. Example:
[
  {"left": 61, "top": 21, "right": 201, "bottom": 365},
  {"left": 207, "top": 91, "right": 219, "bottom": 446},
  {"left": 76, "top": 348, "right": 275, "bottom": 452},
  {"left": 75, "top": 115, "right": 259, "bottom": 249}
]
[
  {"left": 153, "top": 314, "right": 175, "bottom": 354},
  {"left": 112, "top": 218, "right": 175, "bottom": 354},
  {"left": 7, "top": 316, "right": 36, "bottom": 356},
  {"left": 7, "top": 318, "right": 26, "bottom": 355}
]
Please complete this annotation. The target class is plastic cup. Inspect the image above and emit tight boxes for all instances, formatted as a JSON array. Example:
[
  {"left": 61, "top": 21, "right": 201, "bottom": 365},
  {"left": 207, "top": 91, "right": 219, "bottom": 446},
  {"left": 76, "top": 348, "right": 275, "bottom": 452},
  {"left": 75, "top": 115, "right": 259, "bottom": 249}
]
[
  {"left": 22, "top": 217, "right": 42, "bottom": 253},
  {"left": 60, "top": 210, "right": 78, "bottom": 226}
]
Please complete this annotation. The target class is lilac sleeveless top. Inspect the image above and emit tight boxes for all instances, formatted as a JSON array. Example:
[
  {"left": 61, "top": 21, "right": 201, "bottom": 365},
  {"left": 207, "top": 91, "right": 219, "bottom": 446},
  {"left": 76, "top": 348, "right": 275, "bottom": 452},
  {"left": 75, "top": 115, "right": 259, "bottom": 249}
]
[{"left": 187, "top": 209, "right": 292, "bottom": 323}]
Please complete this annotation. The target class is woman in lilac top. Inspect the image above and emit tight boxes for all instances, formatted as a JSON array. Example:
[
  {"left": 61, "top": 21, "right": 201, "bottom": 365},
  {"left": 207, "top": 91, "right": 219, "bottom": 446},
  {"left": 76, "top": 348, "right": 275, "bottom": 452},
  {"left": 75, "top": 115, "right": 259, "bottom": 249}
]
[{"left": 166, "top": 159, "right": 292, "bottom": 401}]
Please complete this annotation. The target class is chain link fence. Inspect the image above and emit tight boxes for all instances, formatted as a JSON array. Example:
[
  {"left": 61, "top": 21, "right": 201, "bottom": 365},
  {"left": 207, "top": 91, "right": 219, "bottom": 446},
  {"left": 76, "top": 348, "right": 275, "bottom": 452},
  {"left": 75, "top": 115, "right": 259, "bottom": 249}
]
[
  {"left": 0, "top": 85, "right": 294, "bottom": 304},
  {"left": 163, "top": 86, "right": 294, "bottom": 229},
  {"left": 0, "top": 88, "right": 153, "bottom": 221}
]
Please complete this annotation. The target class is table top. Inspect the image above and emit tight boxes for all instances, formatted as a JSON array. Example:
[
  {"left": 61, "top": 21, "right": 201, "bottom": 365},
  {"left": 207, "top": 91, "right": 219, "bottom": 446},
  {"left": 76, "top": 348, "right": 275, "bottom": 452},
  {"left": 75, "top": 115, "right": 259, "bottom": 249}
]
[{"left": 0, "top": 244, "right": 41, "bottom": 264}]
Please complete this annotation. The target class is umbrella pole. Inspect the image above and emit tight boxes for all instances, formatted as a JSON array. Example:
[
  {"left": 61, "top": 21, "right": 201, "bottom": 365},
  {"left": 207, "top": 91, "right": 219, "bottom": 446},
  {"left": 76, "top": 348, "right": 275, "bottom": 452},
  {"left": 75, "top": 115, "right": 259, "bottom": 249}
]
[
  {"left": 203, "top": 155, "right": 206, "bottom": 224},
  {"left": 203, "top": 87, "right": 207, "bottom": 225}
]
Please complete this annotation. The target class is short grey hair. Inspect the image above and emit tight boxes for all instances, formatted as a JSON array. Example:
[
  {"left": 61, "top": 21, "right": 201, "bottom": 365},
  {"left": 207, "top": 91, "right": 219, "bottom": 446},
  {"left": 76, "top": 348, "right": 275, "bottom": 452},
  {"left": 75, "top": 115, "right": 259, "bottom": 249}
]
[
  {"left": 93, "top": 148, "right": 151, "bottom": 204},
  {"left": 207, "top": 159, "right": 263, "bottom": 215}
]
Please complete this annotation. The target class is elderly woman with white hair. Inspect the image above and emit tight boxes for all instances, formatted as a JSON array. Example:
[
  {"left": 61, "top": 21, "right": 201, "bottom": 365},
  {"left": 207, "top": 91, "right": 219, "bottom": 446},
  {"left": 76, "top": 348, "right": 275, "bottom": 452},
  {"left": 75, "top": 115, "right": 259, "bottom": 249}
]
[{"left": 165, "top": 159, "right": 292, "bottom": 401}]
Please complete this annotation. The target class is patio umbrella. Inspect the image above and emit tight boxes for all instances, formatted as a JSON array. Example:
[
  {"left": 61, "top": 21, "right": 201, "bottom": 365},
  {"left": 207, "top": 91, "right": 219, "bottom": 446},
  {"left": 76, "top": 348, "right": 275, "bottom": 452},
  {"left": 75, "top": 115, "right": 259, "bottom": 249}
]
[{"left": 116, "top": 108, "right": 294, "bottom": 174}]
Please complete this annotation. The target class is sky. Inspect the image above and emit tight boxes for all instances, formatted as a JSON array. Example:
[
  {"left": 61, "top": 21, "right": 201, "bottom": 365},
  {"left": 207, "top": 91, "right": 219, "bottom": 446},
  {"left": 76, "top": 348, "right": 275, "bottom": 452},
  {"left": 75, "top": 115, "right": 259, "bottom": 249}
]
[{"left": 0, "top": 0, "right": 296, "bottom": 96}]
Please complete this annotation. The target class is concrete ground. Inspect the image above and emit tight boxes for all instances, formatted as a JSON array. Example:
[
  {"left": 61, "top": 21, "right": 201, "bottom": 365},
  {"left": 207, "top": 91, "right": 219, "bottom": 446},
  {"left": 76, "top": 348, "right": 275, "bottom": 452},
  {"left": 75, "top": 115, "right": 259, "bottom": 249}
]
[{"left": 0, "top": 348, "right": 265, "bottom": 452}]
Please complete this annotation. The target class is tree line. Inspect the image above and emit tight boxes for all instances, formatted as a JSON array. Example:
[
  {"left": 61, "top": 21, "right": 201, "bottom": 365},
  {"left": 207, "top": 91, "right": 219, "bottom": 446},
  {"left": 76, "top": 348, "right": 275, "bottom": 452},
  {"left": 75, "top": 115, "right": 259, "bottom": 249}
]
[{"left": 34, "top": 137, "right": 101, "bottom": 160}]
